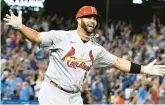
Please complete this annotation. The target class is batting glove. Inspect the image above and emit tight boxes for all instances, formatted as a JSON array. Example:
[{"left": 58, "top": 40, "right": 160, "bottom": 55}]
[
  {"left": 3, "top": 10, "right": 22, "bottom": 29},
  {"left": 143, "top": 59, "right": 165, "bottom": 76}
]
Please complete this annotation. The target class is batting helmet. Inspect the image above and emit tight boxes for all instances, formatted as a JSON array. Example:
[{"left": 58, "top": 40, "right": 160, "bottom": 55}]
[{"left": 76, "top": 6, "right": 100, "bottom": 19}]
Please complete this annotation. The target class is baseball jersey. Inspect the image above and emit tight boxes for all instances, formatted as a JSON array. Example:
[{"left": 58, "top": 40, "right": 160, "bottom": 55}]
[{"left": 39, "top": 30, "right": 117, "bottom": 91}]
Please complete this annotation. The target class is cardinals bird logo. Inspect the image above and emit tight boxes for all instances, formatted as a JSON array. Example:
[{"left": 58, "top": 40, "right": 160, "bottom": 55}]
[
  {"left": 62, "top": 47, "right": 94, "bottom": 71},
  {"left": 89, "top": 50, "right": 94, "bottom": 65},
  {"left": 62, "top": 47, "right": 75, "bottom": 61}
]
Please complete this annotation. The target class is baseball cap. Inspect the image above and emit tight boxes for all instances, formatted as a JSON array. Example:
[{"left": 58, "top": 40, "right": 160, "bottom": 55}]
[{"left": 76, "top": 6, "right": 101, "bottom": 19}]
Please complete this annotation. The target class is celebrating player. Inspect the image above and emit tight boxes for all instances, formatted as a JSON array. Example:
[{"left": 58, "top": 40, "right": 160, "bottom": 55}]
[{"left": 3, "top": 6, "right": 165, "bottom": 105}]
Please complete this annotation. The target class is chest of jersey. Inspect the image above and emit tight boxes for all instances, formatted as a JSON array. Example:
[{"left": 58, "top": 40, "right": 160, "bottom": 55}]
[{"left": 58, "top": 39, "right": 96, "bottom": 71}]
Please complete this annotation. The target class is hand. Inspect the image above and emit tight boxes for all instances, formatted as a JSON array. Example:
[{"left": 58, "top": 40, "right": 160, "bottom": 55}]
[
  {"left": 143, "top": 59, "right": 165, "bottom": 76},
  {"left": 3, "top": 10, "right": 22, "bottom": 29}
]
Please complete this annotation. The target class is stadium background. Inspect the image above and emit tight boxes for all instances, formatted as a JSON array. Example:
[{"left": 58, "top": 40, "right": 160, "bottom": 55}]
[{"left": 1, "top": 0, "right": 165, "bottom": 104}]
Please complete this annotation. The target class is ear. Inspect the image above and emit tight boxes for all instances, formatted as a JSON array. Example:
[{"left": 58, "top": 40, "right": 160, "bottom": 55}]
[{"left": 77, "top": 18, "right": 81, "bottom": 25}]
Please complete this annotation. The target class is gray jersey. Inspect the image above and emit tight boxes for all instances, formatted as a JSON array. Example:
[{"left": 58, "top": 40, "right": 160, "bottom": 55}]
[{"left": 40, "top": 30, "right": 117, "bottom": 91}]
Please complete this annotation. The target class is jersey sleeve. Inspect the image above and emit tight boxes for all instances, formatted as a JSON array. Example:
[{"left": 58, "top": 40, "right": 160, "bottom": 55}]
[
  {"left": 39, "top": 30, "right": 64, "bottom": 49},
  {"left": 94, "top": 46, "right": 117, "bottom": 68}
]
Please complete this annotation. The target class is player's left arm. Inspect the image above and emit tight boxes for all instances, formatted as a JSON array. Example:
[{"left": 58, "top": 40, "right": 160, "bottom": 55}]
[
  {"left": 95, "top": 46, "right": 165, "bottom": 76},
  {"left": 112, "top": 57, "right": 165, "bottom": 76}
]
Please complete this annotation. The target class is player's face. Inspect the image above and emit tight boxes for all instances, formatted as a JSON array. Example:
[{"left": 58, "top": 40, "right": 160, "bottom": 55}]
[{"left": 81, "top": 16, "right": 97, "bottom": 34}]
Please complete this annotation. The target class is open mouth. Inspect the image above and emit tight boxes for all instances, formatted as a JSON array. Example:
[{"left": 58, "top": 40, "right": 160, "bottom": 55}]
[{"left": 87, "top": 23, "right": 94, "bottom": 28}]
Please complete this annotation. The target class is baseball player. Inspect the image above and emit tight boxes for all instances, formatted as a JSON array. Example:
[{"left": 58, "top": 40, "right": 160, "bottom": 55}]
[{"left": 3, "top": 6, "right": 165, "bottom": 105}]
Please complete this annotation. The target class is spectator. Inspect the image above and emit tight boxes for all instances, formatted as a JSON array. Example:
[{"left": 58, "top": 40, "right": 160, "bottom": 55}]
[
  {"left": 19, "top": 81, "right": 34, "bottom": 100},
  {"left": 151, "top": 79, "right": 159, "bottom": 104},
  {"left": 81, "top": 91, "right": 92, "bottom": 104},
  {"left": 5, "top": 73, "right": 23, "bottom": 93},
  {"left": 11, "top": 90, "right": 19, "bottom": 100},
  {"left": 2, "top": 84, "right": 13, "bottom": 100},
  {"left": 34, "top": 75, "right": 43, "bottom": 99},
  {"left": 137, "top": 85, "right": 149, "bottom": 104},
  {"left": 115, "top": 90, "right": 125, "bottom": 105},
  {"left": 92, "top": 82, "right": 103, "bottom": 104},
  {"left": 92, "top": 75, "right": 103, "bottom": 91},
  {"left": 159, "top": 82, "right": 165, "bottom": 104},
  {"left": 128, "top": 95, "right": 138, "bottom": 105},
  {"left": 125, "top": 84, "right": 133, "bottom": 103}
]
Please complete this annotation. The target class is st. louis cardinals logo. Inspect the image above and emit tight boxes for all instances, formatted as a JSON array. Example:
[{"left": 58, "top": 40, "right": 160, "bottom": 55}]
[{"left": 62, "top": 47, "right": 94, "bottom": 71}]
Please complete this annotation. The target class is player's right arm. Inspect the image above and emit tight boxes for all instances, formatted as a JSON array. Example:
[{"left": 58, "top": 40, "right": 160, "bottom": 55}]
[
  {"left": 18, "top": 25, "right": 40, "bottom": 43},
  {"left": 3, "top": 10, "right": 63, "bottom": 48},
  {"left": 3, "top": 10, "right": 41, "bottom": 44}
]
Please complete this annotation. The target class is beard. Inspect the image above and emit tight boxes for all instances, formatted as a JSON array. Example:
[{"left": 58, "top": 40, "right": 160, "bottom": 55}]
[{"left": 81, "top": 19, "right": 96, "bottom": 35}]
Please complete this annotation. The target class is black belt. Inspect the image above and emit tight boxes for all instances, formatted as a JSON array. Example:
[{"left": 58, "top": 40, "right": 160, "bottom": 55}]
[{"left": 50, "top": 81, "right": 79, "bottom": 94}]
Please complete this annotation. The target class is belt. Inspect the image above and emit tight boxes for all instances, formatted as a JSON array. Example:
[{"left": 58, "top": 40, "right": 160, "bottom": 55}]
[{"left": 50, "top": 81, "right": 79, "bottom": 94}]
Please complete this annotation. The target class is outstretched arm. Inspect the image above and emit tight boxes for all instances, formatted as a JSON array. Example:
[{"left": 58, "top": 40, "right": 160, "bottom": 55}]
[
  {"left": 3, "top": 10, "right": 41, "bottom": 44},
  {"left": 113, "top": 57, "right": 165, "bottom": 76},
  {"left": 95, "top": 46, "right": 165, "bottom": 76},
  {"left": 19, "top": 25, "right": 40, "bottom": 43}
]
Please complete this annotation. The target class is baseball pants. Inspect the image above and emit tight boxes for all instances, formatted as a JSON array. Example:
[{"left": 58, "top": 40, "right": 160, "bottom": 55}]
[{"left": 38, "top": 77, "right": 83, "bottom": 105}]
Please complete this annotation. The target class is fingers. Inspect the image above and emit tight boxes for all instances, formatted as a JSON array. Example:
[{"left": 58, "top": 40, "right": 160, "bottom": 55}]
[
  {"left": 3, "top": 16, "right": 10, "bottom": 26},
  {"left": 6, "top": 14, "right": 11, "bottom": 19},
  {"left": 156, "top": 73, "right": 163, "bottom": 76},
  {"left": 155, "top": 69, "right": 165, "bottom": 76},
  {"left": 5, "top": 23, "right": 11, "bottom": 25},
  {"left": 150, "top": 59, "right": 157, "bottom": 65},
  {"left": 157, "top": 72, "right": 164, "bottom": 76},
  {"left": 153, "top": 70, "right": 163, "bottom": 76},
  {"left": 3, "top": 18, "right": 9, "bottom": 22},
  {"left": 155, "top": 65, "right": 165, "bottom": 68},
  {"left": 159, "top": 69, "right": 165, "bottom": 73},
  {"left": 18, "top": 11, "right": 22, "bottom": 17},
  {"left": 9, "top": 9, "right": 15, "bottom": 17}
]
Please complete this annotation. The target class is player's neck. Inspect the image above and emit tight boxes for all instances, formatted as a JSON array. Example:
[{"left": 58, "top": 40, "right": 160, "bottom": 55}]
[{"left": 77, "top": 28, "right": 90, "bottom": 41}]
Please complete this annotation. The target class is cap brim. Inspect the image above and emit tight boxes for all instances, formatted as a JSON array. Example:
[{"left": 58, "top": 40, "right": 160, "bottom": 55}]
[{"left": 78, "top": 14, "right": 101, "bottom": 19}]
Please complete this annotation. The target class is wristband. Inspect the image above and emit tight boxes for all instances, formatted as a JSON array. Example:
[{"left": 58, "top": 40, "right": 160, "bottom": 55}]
[{"left": 130, "top": 62, "right": 141, "bottom": 73}]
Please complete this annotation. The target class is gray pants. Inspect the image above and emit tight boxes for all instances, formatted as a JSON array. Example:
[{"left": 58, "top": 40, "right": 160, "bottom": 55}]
[{"left": 38, "top": 78, "right": 83, "bottom": 105}]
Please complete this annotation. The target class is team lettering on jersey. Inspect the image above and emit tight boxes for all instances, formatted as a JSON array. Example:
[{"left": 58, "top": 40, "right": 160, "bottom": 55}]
[{"left": 62, "top": 47, "right": 94, "bottom": 71}]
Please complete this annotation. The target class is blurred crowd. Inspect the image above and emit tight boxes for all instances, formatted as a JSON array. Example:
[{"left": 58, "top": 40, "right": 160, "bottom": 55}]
[{"left": 1, "top": 12, "right": 165, "bottom": 104}]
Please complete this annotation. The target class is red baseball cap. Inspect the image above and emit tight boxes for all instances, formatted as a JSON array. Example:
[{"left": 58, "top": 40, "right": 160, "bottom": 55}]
[{"left": 76, "top": 6, "right": 100, "bottom": 19}]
